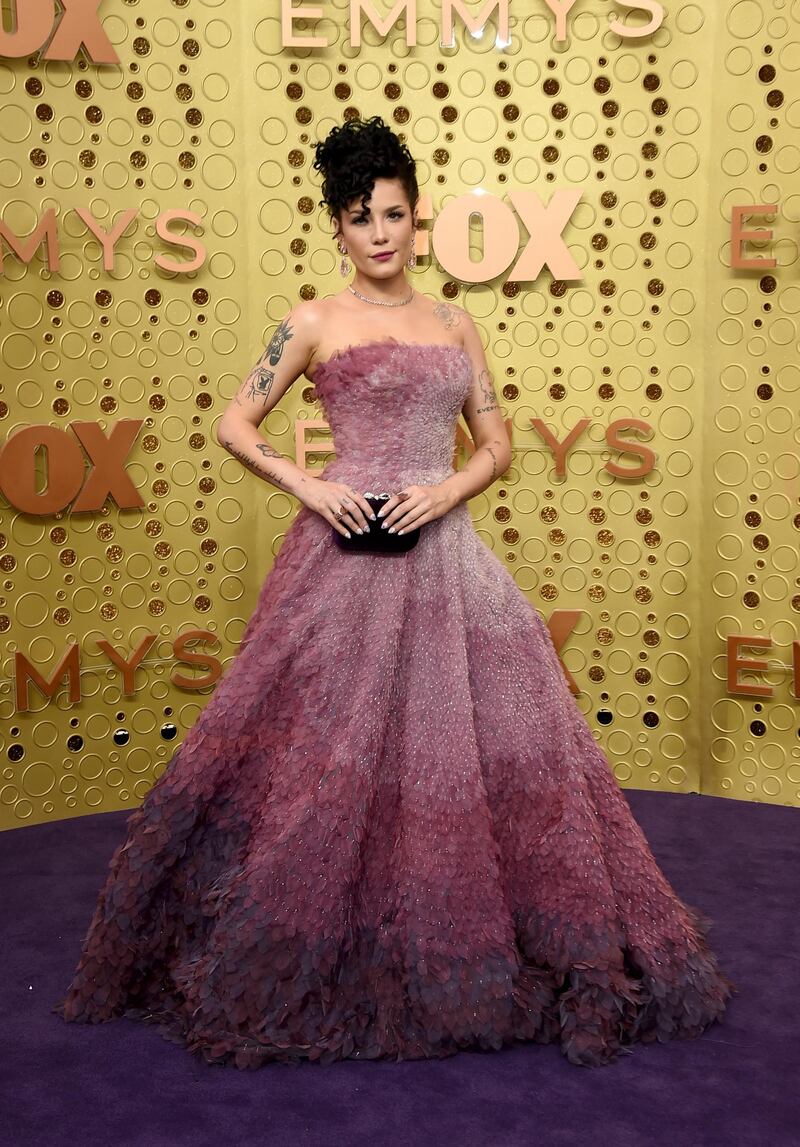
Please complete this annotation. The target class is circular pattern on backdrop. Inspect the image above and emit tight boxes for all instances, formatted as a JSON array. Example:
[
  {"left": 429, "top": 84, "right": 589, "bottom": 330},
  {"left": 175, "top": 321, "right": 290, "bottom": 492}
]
[{"left": 1, "top": 4, "right": 798, "bottom": 824}]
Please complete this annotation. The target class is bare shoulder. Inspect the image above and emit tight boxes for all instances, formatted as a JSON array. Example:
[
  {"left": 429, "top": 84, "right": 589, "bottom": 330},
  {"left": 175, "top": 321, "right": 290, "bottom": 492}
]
[
  {"left": 427, "top": 298, "right": 471, "bottom": 348},
  {"left": 284, "top": 298, "right": 325, "bottom": 352},
  {"left": 264, "top": 298, "right": 329, "bottom": 380},
  {"left": 302, "top": 293, "right": 350, "bottom": 339},
  {"left": 428, "top": 299, "right": 477, "bottom": 352},
  {"left": 304, "top": 292, "right": 361, "bottom": 375}
]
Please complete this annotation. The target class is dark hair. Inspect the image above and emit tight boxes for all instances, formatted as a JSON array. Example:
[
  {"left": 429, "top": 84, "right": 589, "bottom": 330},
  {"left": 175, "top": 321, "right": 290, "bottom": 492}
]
[{"left": 312, "top": 115, "right": 419, "bottom": 229}]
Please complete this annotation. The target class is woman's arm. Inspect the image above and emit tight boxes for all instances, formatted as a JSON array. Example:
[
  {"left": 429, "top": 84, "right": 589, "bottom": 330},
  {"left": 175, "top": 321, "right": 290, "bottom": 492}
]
[
  {"left": 438, "top": 309, "right": 513, "bottom": 509},
  {"left": 214, "top": 304, "right": 318, "bottom": 502}
]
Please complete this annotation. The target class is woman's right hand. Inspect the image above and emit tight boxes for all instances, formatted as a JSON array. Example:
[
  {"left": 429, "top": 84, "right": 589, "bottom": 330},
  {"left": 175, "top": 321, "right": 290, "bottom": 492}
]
[{"left": 301, "top": 478, "right": 376, "bottom": 538}]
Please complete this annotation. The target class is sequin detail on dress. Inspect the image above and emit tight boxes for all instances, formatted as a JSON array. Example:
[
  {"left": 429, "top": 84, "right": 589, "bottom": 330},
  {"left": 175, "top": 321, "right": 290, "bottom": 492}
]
[{"left": 52, "top": 339, "right": 736, "bottom": 1069}]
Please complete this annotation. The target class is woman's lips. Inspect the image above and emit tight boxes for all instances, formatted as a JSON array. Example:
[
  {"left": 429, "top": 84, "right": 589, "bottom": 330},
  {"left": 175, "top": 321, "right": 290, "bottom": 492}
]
[{"left": 372, "top": 252, "right": 394, "bottom": 260}]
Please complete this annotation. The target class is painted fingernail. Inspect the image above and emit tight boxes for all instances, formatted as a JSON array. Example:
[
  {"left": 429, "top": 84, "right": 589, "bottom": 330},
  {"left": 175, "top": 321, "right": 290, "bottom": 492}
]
[
  {"left": 344, "top": 530, "right": 351, "bottom": 538},
  {"left": 388, "top": 527, "right": 395, "bottom": 534},
  {"left": 356, "top": 528, "right": 363, "bottom": 534},
  {"left": 370, "top": 513, "right": 376, "bottom": 521},
  {"left": 378, "top": 509, "right": 386, "bottom": 517},
  {"left": 364, "top": 524, "right": 370, "bottom": 532},
  {"left": 397, "top": 529, "right": 404, "bottom": 535},
  {"left": 381, "top": 521, "right": 387, "bottom": 529}
]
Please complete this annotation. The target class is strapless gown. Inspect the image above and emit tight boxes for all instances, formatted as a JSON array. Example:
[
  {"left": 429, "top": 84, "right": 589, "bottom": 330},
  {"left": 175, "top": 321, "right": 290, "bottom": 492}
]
[{"left": 52, "top": 338, "right": 736, "bottom": 1069}]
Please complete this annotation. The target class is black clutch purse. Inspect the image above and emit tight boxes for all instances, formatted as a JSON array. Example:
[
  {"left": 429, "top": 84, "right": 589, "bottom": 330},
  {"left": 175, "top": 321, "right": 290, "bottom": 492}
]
[{"left": 332, "top": 491, "right": 421, "bottom": 553}]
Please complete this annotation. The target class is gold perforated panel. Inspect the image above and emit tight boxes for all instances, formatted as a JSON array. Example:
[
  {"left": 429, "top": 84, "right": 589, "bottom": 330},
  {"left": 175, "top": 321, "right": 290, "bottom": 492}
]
[{"left": 1, "top": 2, "right": 798, "bottom": 829}]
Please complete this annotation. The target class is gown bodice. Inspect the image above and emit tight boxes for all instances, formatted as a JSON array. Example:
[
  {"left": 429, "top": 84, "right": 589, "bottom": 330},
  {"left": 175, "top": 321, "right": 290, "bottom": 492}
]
[{"left": 311, "top": 339, "right": 473, "bottom": 489}]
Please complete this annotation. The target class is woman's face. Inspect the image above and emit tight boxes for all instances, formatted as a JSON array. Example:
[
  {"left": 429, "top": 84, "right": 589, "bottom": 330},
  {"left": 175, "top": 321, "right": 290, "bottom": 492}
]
[{"left": 336, "top": 177, "right": 415, "bottom": 279}]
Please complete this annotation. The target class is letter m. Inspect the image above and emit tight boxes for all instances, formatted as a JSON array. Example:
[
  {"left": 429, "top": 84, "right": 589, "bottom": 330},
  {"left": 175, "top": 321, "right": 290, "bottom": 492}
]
[{"left": 15, "top": 644, "right": 81, "bottom": 712}]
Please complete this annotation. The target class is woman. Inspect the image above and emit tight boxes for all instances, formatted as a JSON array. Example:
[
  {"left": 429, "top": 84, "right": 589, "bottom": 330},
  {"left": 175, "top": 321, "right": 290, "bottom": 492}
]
[{"left": 53, "top": 115, "right": 735, "bottom": 1069}]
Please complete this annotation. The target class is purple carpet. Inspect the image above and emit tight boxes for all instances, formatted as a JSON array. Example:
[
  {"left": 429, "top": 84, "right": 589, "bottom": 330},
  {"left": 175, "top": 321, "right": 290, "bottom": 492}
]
[{"left": 4, "top": 789, "right": 797, "bottom": 1146}]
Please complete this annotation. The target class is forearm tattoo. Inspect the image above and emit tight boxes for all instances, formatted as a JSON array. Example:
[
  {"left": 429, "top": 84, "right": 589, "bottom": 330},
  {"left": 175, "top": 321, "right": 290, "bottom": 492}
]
[
  {"left": 235, "top": 317, "right": 294, "bottom": 409},
  {"left": 219, "top": 434, "right": 289, "bottom": 491},
  {"left": 462, "top": 441, "right": 503, "bottom": 485},
  {"left": 255, "top": 441, "right": 282, "bottom": 460}
]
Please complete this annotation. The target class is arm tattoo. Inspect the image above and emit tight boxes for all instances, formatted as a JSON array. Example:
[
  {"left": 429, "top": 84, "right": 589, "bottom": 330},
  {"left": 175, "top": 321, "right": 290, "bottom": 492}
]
[
  {"left": 220, "top": 434, "right": 289, "bottom": 491},
  {"left": 235, "top": 317, "right": 294, "bottom": 409},
  {"left": 264, "top": 316, "right": 294, "bottom": 365},
  {"left": 255, "top": 441, "right": 282, "bottom": 460},
  {"left": 461, "top": 441, "right": 504, "bottom": 484},
  {"left": 433, "top": 302, "right": 463, "bottom": 331},
  {"left": 475, "top": 367, "right": 499, "bottom": 413},
  {"left": 243, "top": 367, "right": 275, "bottom": 406}
]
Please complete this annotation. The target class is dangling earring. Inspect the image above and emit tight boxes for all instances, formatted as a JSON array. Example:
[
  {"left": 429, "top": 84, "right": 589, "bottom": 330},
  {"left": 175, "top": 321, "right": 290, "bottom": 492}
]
[
  {"left": 338, "top": 239, "right": 350, "bottom": 278},
  {"left": 407, "top": 224, "right": 417, "bottom": 269}
]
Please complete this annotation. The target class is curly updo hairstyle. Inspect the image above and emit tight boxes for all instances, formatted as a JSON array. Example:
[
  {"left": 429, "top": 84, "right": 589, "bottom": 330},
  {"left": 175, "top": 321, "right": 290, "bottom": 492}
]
[{"left": 312, "top": 115, "right": 419, "bottom": 233}]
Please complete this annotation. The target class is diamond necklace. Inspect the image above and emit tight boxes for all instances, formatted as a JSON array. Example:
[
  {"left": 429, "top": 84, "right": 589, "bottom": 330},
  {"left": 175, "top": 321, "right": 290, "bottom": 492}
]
[{"left": 347, "top": 283, "right": 414, "bottom": 307}]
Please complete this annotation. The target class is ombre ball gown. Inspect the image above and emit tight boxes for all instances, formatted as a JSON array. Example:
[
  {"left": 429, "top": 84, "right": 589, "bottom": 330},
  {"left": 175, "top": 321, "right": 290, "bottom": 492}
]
[{"left": 53, "top": 338, "right": 735, "bottom": 1069}]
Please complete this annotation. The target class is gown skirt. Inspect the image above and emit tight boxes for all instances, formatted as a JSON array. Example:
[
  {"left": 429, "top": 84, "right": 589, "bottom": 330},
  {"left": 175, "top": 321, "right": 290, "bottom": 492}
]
[{"left": 52, "top": 339, "right": 736, "bottom": 1069}]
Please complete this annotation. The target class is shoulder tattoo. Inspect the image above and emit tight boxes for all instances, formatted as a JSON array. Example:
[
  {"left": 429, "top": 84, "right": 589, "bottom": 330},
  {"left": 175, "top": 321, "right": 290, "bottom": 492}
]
[{"left": 432, "top": 302, "right": 463, "bottom": 331}]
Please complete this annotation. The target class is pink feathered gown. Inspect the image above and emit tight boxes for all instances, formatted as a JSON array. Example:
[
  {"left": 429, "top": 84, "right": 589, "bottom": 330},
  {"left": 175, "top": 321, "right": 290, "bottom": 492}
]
[{"left": 53, "top": 338, "right": 735, "bottom": 1069}]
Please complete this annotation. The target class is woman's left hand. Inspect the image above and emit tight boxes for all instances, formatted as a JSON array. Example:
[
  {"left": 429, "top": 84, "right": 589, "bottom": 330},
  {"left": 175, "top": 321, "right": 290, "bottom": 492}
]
[{"left": 377, "top": 484, "right": 454, "bottom": 534}]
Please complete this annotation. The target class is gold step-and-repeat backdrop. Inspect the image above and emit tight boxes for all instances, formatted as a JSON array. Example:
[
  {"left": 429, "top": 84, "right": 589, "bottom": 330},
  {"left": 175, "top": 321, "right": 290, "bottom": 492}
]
[{"left": 1, "top": 2, "right": 798, "bottom": 829}]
